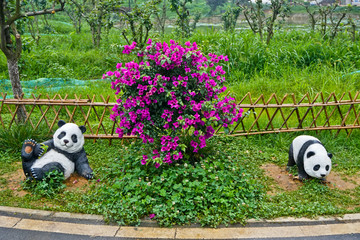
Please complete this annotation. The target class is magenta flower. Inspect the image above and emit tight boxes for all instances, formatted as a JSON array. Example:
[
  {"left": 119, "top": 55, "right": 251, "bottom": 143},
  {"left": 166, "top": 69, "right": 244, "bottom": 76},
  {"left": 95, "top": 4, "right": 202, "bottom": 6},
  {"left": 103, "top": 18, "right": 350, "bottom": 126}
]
[
  {"left": 106, "top": 40, "right": 243, "bottom": 168},
  {"left": 149, "top": 214, "right": 156, "bottom": 219}
]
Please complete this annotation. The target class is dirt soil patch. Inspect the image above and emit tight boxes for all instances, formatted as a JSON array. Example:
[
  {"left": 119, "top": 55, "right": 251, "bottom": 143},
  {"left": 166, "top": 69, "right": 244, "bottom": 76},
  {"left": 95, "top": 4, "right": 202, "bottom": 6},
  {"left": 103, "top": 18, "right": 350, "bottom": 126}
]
[
  {"left": 2, "top": 168, "right": 28, "bottom": 197},
  {"left": 64, "top": 173, "right": 91, "bottom": 192},
  {"left": 261, "top": 163, "right": 360, "bottom": 194}
]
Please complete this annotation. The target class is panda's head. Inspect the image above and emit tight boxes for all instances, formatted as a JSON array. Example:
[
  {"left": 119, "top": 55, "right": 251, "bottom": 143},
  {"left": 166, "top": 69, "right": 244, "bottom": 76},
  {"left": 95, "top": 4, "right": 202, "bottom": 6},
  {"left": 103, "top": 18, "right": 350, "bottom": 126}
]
[
  {"left": 304, "top": 144, "right": 332, "bottom": 179},
  {"left": 53, "top": 120, "right": 86, "bottom": 153}
]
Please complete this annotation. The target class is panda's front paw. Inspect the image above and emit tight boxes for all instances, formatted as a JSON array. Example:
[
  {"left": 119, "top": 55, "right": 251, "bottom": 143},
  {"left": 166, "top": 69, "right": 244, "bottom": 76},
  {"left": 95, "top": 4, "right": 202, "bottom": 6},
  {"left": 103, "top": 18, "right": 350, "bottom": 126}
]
[
  {"left": 298, "top": 173, "right": 309, "bottom": 181},
  {"left": 84, "top": 173, "right": 93, "bottom": 180},
  {"left": 21, "top": 139, "right": 38, "bottom": 160},
  {"left": 35, "top": 143, "right": 48, "bottom": 158}
]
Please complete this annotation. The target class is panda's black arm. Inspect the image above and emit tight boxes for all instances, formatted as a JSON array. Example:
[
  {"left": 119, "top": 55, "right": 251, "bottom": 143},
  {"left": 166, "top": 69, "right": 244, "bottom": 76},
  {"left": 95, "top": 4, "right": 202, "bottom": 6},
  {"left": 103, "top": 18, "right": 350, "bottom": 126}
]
[
  {"left": 34, "top": 139, "right": 55, "bottom": 157},
  {"left": 21, "top": 139, "right": 55, "bottom": 162},
  {"left": 74, "top": 150, "right": 93, "bottom": 179},
  {"left": 41, "top": 139, "right": 55, "bottom": 149}
]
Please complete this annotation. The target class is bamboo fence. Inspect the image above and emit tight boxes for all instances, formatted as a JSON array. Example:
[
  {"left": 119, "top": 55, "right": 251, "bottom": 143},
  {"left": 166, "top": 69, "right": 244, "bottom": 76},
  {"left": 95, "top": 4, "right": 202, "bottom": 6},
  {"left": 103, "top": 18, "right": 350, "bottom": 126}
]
[{"left": 1, "top": 91, "right": 360, "bottom": 143}]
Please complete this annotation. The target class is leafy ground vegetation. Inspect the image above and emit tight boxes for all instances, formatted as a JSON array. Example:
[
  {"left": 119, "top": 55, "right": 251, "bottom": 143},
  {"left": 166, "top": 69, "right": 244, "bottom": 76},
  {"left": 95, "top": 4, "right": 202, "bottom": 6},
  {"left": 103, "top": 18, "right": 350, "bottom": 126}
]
[{"left": 0, "top": 3, "right": 360, "bottom": 227}]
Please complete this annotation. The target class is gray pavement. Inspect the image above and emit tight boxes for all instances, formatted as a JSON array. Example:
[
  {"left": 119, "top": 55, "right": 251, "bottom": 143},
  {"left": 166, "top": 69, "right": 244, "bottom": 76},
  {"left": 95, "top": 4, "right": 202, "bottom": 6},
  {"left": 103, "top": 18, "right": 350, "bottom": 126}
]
[{"left": 0, "top": 206, "right": 360, "bottom": 239}]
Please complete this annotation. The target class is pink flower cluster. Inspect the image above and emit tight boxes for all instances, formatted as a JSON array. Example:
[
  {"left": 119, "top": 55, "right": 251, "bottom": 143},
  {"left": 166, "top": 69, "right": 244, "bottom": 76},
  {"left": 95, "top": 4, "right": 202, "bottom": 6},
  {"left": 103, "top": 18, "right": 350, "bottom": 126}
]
[
  {"left": 123, "top": 42, "right": 137, "bottom": 54},
  {"left": 106, "top": 39, "right": 243, "bottom": 168}
]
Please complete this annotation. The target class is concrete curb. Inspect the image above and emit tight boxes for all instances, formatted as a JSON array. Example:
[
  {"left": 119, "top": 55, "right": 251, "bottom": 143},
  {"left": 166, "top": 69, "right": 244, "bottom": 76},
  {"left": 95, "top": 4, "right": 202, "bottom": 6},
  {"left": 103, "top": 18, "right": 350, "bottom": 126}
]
[
  {"left": 1, "top": 206, "right": 360, "bottom": 239},
  {"left": 1, "top": 206, "right": 360, "bottom": 227}
]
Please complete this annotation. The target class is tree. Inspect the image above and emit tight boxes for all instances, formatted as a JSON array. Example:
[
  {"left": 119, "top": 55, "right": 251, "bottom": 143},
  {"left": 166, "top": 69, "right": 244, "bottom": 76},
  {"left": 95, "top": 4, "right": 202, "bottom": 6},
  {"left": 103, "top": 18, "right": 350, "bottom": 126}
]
[
  {"left": 69, "top": 0, "right": 122, "bottom": 47},
  {"left": 119, "top": 0, "right": 161, "bottom": 51},
  {"left": 265, "top": 0, "right": 290, "bottom": 44},
  {"left": 169, "top": 0, "right": 200, "bottom": 38},
  {"left": 299, "top": 2, "right": 318, "bottom": 32},
  {"left": 346, "top": 15, "right": 357, "bottom": 42},
  {"left": 0, "top": 0, "right": 65, "bottom": 121},
  {"left": 222, "top": 5, "right": 242, "bottom": 31},
  {"left": 25, "top": 0, "right": 50, "bottom": 45},
  {"left": 154, "top": 0, "right": 167, "bottom": 36},
  {"left": 317, "top": 2, "right": 350, "bottom": 41},
  {"left": 65, "top": 0, "right": 86, "bottom": 33},
  {"left": 205, "top": 0, "right": 227, "bottom": 14},
  {"left": 239, "top": 0, "right": 290, "bottom": 44}
]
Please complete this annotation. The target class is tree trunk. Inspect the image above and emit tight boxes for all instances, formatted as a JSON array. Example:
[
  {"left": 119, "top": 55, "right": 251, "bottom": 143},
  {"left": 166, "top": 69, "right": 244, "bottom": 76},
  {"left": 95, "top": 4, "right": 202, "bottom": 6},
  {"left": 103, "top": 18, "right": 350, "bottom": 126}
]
[
  {"left": 7, "top": 57, "right": 27, "bottom": 122},
  {"left": 91, "top": 25, "right": 101, "bottom": 48}
]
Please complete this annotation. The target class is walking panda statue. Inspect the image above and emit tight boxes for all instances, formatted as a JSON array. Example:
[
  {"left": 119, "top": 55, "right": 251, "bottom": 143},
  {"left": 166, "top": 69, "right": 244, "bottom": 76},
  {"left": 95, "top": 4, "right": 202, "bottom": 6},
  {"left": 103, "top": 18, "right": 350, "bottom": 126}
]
[
  {"left": 21, "top": 120, "right": 93, "bottom": 180},
  {"left": 287, "top": 135, "right": 332, "bottom": 180}
]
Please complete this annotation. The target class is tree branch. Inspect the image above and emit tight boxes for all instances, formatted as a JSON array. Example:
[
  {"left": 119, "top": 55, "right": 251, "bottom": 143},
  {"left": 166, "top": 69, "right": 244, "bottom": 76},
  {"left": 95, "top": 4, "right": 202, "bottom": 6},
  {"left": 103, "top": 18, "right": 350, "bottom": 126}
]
[
  {"left": 0, "top": 0, "right": 10, "bottom": 56},
  {"left": 243, "top": 10, "right": 257, "bottom": 34},
  {"left": 10, "top": 23, "right": 21, "bottom": 58},
  {"left": 6, "top": 0, "right": 65, "bottom": 26}
]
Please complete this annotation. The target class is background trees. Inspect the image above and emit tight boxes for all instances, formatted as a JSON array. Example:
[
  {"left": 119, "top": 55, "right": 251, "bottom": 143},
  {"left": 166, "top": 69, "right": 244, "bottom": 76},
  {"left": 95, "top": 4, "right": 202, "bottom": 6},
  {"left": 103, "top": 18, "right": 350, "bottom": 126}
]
[
  {"left": 119, "top": 0, "right": 161, "bottom": 50},
  {"left": 0, "top": 0, "right": 359, "bottom": 111},
  {"left": 0, "top": 0, "right": 65, "bottom": 121},
  {"left": 205, "top": 0, "right": 227, "bottom": 14},
  {"left": 69, "top": 0, "right": 122, "bottom": 48},
  {"left": 169, "top": 0, "right": 201, "bottom": 37},
  {"left": 222, "top": 5, "right": 241, "bottom": 31},
  {"left": 238, "top": 0, "right": 290, "bottom": 44}
]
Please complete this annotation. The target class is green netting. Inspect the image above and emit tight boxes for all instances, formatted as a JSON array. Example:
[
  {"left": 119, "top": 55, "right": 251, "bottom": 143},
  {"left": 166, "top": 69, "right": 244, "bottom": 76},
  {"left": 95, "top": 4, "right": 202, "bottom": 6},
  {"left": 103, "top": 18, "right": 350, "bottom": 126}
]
[
  {"left": 0, "top": 78, "right": 110, "bottom": 98},
  {"left": 341, "top": 70, "right": 360, "bottom": 79}
]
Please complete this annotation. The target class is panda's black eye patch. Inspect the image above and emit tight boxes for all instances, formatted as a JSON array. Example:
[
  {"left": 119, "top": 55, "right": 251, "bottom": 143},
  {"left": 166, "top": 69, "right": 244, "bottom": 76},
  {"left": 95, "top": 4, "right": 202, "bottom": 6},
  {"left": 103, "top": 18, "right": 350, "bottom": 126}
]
[
  {"left": 58, "top": 131, "right": 66, "bottom": 139},
  {"left": 313, "top": 164, "right": 320, "bottom": 171},
  {"left": 307, "top": 151, "right": 315, "bottom": 158},
  {"left": 71, "top": 134, "right": 78, "bottom": 143},
  {"left": 326, "top": 165, "right": 330, "bottom": 171}
]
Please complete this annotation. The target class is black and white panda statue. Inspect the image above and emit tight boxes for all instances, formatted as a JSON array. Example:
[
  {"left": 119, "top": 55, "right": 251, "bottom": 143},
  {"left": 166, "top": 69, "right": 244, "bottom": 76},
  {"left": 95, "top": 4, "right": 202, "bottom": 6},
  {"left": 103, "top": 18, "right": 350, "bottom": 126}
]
[
  {"left": 21, "top": 120, "right": 93, "bottom": 181},
  {"left": 287, "top": 135, "right": 332, "bottom": 180}
]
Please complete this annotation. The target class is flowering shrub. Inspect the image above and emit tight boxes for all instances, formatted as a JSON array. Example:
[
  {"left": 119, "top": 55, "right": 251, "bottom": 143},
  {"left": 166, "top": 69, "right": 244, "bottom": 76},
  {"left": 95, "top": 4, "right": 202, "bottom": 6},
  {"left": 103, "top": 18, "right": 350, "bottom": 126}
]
[{"left": 105, "top": 39, "right": 243, "bottom": 167}]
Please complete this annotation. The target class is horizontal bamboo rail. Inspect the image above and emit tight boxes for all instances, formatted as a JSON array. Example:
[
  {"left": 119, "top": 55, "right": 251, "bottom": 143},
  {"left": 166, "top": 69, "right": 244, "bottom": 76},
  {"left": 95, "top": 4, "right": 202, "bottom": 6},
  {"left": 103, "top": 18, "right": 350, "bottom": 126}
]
[{"left": 1, "top": 91, "right": 360, "bottom": 143}]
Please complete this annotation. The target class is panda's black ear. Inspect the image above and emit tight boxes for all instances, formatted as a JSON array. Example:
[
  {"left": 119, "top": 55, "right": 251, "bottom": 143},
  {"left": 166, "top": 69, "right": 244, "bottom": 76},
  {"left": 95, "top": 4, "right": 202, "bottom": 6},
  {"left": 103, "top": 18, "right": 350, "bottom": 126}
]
[
  {"left": 79, "top": 125, "right": 86, "bottom": 134},
  {"left": 306, "top": 151, "right": 315, "bottom": 158},
  {"left": 58, "top": 120, "right": 66, "bottom": 128},
  {"left": 328, "top": 153, "right": 333, "bottom": 159}
]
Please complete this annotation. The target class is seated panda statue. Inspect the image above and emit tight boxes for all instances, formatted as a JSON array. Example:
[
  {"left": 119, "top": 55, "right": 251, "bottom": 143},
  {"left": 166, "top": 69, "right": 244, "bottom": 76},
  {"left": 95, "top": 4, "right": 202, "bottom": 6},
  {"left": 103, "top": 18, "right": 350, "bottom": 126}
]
[
  {"left": 21, "top": 120, "right": 93, "bottom": 180},
  {"left": 287, "top": 135, "right": 332, "bottom": 181}
]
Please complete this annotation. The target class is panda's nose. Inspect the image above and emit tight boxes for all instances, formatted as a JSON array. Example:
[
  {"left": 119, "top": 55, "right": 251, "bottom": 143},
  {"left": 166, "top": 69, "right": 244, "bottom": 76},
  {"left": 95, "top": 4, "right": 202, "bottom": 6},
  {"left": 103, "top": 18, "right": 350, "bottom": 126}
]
[
  {"left": 321, "top": 174, "right": 326, "bottom": 177},
  {"left": 64, "top": 139, "right": 69, "bottom": 144}
]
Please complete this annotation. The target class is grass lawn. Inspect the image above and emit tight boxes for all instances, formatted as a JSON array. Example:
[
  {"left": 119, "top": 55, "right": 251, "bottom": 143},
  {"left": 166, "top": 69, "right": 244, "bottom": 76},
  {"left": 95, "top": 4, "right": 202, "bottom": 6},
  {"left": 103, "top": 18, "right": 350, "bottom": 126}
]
[{"left": 0, "top": 130, "right": 359, "bottom": 227}]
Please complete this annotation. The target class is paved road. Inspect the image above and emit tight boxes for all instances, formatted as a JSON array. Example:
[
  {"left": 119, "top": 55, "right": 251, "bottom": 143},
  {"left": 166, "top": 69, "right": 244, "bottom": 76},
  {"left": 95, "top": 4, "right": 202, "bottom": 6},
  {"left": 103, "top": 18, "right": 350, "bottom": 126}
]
[{"left": 0, "top": 227, "right": 360, "bottom": 240}]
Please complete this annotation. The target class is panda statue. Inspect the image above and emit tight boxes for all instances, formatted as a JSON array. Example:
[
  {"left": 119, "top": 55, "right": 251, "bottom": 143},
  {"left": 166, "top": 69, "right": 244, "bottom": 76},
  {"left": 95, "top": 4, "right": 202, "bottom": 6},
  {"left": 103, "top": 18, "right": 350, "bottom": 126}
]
[
  {"left": 21, "top": 120, "right": 93, "bottom": 181},
  {"left": 287, "top": 135, "right": 332, "bottom": 181}
]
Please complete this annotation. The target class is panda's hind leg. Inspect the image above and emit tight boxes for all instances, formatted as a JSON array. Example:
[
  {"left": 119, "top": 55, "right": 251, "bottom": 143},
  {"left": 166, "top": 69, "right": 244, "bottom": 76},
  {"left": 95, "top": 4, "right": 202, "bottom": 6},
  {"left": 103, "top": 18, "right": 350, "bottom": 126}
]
[{"left": 31, "top": 162, "right": 65, "bottom": 180}]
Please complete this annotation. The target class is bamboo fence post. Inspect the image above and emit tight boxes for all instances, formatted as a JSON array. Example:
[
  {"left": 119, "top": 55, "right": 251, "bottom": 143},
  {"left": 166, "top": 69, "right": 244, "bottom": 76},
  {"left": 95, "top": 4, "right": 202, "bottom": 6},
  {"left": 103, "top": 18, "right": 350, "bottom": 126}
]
[{"left": 0, "top": 93, "right": 7, "bottom": 128}]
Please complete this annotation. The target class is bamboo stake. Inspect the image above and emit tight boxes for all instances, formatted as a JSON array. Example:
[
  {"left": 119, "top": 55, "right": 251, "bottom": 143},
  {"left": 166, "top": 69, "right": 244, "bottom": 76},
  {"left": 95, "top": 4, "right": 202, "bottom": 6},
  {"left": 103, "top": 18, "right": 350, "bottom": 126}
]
[
  {"left": 48, "top": 94, "right": 69, "bottom": 133},
  {"left": 0, "top": 93, "right": 7, "bottom": 128}
]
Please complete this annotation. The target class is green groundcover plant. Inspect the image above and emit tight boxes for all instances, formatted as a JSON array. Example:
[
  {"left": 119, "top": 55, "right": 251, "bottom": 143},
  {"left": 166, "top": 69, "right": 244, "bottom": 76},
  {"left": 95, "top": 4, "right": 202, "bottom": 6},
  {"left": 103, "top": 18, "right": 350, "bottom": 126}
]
[
  {"left": 77, "top": 138, "right": 265, "bottom": 227},
  {"left": 105, "top": 39, "right": 243, "bottom": 168}
]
